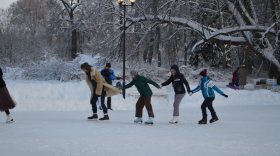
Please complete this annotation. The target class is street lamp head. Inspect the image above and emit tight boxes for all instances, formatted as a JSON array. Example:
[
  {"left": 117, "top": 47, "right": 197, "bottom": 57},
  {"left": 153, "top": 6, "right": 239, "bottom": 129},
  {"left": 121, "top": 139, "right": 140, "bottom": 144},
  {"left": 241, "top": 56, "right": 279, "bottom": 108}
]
[
  {"left": 130, "top": 0, "right": 135, "bottom": 5},
  {"left": 118, "top": 0, "right": 124, "bottom": 5}
]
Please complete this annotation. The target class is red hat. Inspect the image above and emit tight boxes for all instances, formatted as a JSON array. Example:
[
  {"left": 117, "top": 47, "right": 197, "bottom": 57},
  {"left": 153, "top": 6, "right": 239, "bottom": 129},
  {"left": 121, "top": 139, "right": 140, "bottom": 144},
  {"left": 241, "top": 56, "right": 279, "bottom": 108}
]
[{"left": 199, "top": 69, "right": 207, "bottom": 77}]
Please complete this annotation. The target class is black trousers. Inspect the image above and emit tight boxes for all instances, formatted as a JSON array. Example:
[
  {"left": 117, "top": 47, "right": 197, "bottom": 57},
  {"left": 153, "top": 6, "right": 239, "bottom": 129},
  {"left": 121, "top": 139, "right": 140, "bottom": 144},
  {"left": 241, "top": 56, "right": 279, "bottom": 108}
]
[
  {"left": 201, "top": 97, "right": 216, "bottom": 118},
  {"left": 5, "top": 110, "right": 10, "bottom": 115},
  {"left": 90, "top": 90, "right": 107, "bottom": 114},
  {"left": 107, "top": 97, "right": 111, "bottom": 109}
]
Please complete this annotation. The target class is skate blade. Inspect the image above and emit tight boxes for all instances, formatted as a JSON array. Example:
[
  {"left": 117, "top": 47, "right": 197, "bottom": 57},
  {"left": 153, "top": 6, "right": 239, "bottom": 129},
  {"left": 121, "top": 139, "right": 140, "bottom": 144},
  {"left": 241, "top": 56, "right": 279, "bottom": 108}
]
[
  {"left": 210, "top": 120, "right": 219, "bottom": 124},
  {"left": 6, "top": 120, "right": 14, "bottom": 124},
  {"left": 88, "top": 119, "right": 98, "bottom": 121},
  {"left": 144, "top": 123, "right": 154, "bottom": 125}
]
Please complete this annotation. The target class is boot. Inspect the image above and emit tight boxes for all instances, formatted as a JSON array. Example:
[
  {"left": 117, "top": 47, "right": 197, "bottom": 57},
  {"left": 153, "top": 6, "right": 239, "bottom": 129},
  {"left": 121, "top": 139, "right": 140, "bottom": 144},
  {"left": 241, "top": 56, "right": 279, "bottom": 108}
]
[
  {"left": 99, "top": 114, "right": 109, "bottom": 121},
  {"left": 88, "top": 114, "right": 98, "bottom": 120},
  {"left": 6, "top": 115, "right": 14, "bottom": 124},
  {"left": 210, "top": 114, "right": 219, "bottom": 123},
  {"left": 144, "top": 117, "right": 154, "bottom": 125},
  {"left": 134, "top": 117, "right": 143, "bottom": 124},
  {"left": 198, "top": 116, "right": 207, "bottom": 124},
  {"left": 169, "top": 116, "right": 179, "bottom": 124}
]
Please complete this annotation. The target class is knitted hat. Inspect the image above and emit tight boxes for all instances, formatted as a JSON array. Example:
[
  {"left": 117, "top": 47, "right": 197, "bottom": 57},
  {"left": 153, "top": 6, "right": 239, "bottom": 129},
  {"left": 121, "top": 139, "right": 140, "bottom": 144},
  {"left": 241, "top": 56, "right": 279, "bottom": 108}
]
[
  {"left": 106, "top": 63, "right": 111, "bottom": 68},
  {"left": 199, "top": 69, "right": 207, "bottom": 77},
  {"left": 130, "top": 70, "right": 138, "bottom": 76}
]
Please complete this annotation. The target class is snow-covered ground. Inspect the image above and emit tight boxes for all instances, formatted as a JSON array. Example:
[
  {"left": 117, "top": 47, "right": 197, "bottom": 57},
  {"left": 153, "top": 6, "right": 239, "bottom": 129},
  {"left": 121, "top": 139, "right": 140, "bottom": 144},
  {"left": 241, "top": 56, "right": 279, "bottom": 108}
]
[{"left": 0, "top": 80, "right": 280, "bottom": 156}]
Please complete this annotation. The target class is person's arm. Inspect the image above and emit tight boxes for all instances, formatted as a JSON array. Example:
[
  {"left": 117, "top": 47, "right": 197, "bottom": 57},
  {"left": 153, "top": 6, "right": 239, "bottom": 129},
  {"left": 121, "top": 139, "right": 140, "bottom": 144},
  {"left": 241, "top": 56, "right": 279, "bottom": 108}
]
[
  {"left": 161, "top": 77, "right": 172, "bottom": 86},
  {"left": 181, "top": 75, "right": 191, "bottom": 93},
  {"left": 110, "top": 70, "right": 116, "bottom": 80},
  {"left": 145, "top": 77, "right": 160, "bottom": 88},
  {"left": 191, "top": 81, "right": 201, "bottom": 94},
  {"left": 208, "top": 80, "right": 228, "bottom": 97},
  {"left": 123, "top": 80, "right": 135, "bottom": 89}
]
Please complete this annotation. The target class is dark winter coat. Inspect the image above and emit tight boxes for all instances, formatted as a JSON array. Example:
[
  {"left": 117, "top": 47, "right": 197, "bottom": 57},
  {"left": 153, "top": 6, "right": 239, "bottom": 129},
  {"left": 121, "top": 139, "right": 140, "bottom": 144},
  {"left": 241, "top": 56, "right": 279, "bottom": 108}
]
[
  {"left": 162, "top": 65, "right": 191, "bottom": 94},
  {"left": 0, "top": 67, "right": 16, "bottom": 111},
  {"left": 0, "top": 67, "right": 6, "bottom": 89},
  {"left": 123, "top": 75, "right": 160, "bottom": 97},
  {"left": 100, "top": 68, "right": 116, "bottom": 84}
]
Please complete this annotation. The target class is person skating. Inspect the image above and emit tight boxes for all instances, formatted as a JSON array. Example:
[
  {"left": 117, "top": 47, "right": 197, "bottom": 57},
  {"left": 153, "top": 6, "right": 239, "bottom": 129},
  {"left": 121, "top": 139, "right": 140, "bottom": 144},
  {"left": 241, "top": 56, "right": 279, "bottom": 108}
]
[
  {"left": 123, "top": 70, "right": 161, "bottom": 125},
  {"left": 161, "top": 65, "right": 191, "bottom": 124},
  {"left": 190, "top": 69, "right": 228, "bottom": 124},
  {"left": 81, "top": 63, "right": 120, "bottom": 121},
  {"left": 100, "top": 63, "right": 116, "bottom": 110},
  {"left": 0, "top": 67, "right": 15, "bottom": 123}
]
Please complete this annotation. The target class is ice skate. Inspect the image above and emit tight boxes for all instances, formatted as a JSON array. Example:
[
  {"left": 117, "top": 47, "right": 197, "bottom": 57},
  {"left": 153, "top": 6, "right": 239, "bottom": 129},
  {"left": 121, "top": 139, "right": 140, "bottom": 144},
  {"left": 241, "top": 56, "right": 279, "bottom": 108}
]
[
  {"left": 198, "top": 117, "right": 207, "bottom": 124},
  {"left": 210, "top": 114, "right": 219, "bottom": 123},
  {"left": 6, "top": 115, "right": 14, "bottom": 124},
  {"left": 134, "top": 118, "right": 143, "bottom": 124},
  {"left": 169, "top": 116, "right": 179, "bottom": 124},
  {"left": 99, "top": 114, "right": 109, "bottom": 121},
  {"left": 144, "top": 117, "right": 154, "bottom": 125},
  {"left": 88, "top": 114, "right": 98, "bottom": 120}
]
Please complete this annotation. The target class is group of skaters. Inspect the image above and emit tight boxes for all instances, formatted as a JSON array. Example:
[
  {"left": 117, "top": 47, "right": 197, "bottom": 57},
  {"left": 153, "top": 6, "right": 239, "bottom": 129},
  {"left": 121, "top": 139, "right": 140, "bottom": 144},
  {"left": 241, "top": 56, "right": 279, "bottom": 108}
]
[
  {"left": 0, "top": 63, "right": 229, "bottom": 125},
  {"left": 81, "top": 63, "right": 228, "bottom": 125}
]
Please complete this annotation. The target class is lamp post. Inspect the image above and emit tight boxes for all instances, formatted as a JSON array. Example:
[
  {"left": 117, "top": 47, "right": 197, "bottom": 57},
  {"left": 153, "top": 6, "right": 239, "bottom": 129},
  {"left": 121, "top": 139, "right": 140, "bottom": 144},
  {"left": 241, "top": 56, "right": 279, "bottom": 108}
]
[{"left": 118, "top": 0, "right": 135, "bottom": 99}]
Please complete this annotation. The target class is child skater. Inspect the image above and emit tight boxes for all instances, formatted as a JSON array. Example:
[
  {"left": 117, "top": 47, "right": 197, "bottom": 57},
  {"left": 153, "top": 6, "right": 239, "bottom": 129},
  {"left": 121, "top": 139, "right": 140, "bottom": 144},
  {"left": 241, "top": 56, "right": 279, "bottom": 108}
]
[
  {"left": 0, "top": 67, "right": 15, "bottom": 123},
  {"left": 123, "top": 70, "right": 161, "bottom": 125},
  {"left": 190, "top": 69, "right": 228, "bottom": 124},
  {"left": 161, "top": 65, "right": 191, "bottom": 124}
]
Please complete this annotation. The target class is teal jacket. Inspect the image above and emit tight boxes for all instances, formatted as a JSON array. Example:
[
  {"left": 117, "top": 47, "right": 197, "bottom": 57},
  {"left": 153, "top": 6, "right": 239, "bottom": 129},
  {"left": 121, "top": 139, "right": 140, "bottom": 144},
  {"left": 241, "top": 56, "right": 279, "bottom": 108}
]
[
  {"left": 124, "top": 75, "right": 160, "bottom": 97},
  {"left": 191, "top": 76, "right": 224, "bottom": 99}
]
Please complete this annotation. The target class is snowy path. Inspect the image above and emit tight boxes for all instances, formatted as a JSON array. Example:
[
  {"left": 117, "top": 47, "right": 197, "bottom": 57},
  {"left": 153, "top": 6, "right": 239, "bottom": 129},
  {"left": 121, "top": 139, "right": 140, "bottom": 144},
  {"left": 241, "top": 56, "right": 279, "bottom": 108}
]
[{"left": 1, "top": 105, "right": 280, "bottom": 156}]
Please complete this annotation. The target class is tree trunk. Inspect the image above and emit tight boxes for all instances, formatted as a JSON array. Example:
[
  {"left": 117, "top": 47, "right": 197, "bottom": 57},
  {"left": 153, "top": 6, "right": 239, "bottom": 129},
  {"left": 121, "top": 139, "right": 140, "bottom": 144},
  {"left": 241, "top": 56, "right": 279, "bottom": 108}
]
[{"left": 70, "top": 12, "right": 78, "bottom": 59}]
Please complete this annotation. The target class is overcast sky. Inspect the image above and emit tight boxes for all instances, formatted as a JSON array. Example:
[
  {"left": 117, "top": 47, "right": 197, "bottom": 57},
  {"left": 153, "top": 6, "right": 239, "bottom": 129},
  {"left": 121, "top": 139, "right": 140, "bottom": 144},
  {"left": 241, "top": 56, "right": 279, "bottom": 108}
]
[{"left": 0, "top": 0, "right": 18, "bottom": 9}]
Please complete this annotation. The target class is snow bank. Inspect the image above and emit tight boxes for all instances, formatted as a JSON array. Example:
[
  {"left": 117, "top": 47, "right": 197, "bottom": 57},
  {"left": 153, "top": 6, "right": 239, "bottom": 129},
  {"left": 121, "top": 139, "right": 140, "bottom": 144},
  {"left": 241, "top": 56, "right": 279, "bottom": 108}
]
[{"left": 5, "top": 80, "right": 280, "bottom": 112}]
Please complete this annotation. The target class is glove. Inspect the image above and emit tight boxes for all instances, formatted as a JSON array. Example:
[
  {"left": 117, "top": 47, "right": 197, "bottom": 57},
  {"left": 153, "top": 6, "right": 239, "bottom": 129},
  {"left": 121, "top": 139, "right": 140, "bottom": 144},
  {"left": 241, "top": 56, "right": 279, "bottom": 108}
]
[{"left": 222, "top": 94, "right": 228, "bottom": 98}]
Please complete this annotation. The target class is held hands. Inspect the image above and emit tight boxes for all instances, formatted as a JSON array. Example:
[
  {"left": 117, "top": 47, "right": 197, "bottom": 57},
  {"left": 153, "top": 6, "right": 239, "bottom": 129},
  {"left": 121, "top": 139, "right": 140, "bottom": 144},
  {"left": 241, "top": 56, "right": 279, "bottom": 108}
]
[{"left": 222, "top": 94, "right": 229, "bottom": 98}]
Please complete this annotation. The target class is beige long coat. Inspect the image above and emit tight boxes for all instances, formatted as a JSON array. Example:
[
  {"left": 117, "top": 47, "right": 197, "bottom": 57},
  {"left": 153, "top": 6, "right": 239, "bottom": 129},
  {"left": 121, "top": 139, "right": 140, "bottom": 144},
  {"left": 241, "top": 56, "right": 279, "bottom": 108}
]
[{"left": 85, "top": 68, "right": 121, "bottom": 97}]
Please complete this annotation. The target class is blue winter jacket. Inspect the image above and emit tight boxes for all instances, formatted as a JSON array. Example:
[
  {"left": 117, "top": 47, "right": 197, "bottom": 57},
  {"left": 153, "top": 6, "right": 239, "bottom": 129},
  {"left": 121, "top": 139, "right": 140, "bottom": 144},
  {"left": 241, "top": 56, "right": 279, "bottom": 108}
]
[
  {"left": 191, "top": 76, "right": 224, "bottom": 99},
  {"left": 100, "top": 68, "right": 116, "bottom": 84}
]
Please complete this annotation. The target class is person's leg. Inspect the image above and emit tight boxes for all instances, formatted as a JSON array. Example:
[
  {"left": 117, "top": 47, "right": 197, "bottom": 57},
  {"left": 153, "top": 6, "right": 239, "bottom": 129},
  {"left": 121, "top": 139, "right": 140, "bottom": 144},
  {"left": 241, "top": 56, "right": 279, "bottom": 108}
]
[
  {"left": 5, "top": 110, "right": 10, "bottom": 115},
  {"left": 201, "top": 99, "right": 208, "bottom": 118},
  {"left": 143, "top": 96, "right": 154, "bottom": 118},
  {"left": 199, "top": 99, "right": 208, "bottom": 124},
  {"left": 107, "top": 97, "right": 112, "bottom": 110},
  {"left": 135, "top": 97, "right": 145, "bottom": 118},
  {"left": 100, "top": 90, "right": 108, "bottom": 114},
  {"left": 173, "top": 94, "right": 185, "bottom": 116},
  {"left": 207, "top": 98, "right": 219, "bottom": 123},
  {"left": 206, "top": 98, "right": 216, "bottom": 116},
  {"left": 170, "top": 94, "right": 185, "bottom": 124},
  {"left": 90, "top": 95, "right": 98, "bottom": 114},
  {"left": 5, "top": 109, "right": 14, "bottom": 123}
]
